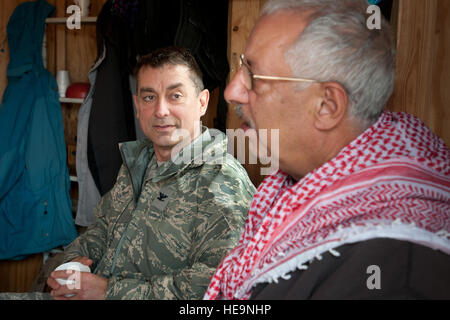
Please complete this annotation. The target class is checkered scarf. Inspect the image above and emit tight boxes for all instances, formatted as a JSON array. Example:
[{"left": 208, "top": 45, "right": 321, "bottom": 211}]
[{"left": 205, "top": 111, "right": 450, "bottom": 300}]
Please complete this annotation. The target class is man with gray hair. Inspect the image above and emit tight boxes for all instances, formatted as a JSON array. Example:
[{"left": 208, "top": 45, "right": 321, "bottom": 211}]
[{"left": 205, "top": 0, "right": 449, "bottom": 299}]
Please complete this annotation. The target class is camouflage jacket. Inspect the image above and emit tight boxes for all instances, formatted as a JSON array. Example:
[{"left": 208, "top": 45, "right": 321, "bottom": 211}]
[{"left": 63, "top": 128, "right": 255, "bottom": 299}]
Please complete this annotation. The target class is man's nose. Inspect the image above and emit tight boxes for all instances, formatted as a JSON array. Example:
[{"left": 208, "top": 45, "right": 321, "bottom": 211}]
[
  {"left": 155, "top": 98, "right": 170, "bottom": 117},
  {"left": 224, "top": 70, "right": 249, "bottom": 106}
]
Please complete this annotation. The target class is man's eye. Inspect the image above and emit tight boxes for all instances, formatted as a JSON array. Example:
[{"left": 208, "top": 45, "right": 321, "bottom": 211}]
[
  {"left": 143, "top": 95, "right": 155, "bottom": 102},
  {"left": 172, "top": 93, "right": 182, "bottom": 99}
]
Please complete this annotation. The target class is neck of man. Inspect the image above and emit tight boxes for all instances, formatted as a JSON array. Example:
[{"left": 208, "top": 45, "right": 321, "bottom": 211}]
[{"left": 289, "top": 118, "right": 367, "bottom": 182}]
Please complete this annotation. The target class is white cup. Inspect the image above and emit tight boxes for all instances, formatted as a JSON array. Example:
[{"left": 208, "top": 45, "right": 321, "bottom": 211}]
[
  {"left": 54, "top": 262, "right": 91, "bottom": 297},
  {"left": 74, "top": 0, "right": 91, "bottom": 18},
  {"left": 56, "top": 70, "right": 70, "bottom": 98}
]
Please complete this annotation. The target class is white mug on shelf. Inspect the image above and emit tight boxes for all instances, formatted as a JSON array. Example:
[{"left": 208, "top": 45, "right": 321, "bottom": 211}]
[
  {"left": 56, "top": 70, "right": 70, "bottom": 98},
  {"left": 74, "top": 0, "right": 91, "bottom": 18}
]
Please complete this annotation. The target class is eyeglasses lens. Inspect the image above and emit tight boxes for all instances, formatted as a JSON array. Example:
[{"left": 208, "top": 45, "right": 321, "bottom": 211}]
[{"left": 240, "top": 55, "right": 253, "bottom": 90}]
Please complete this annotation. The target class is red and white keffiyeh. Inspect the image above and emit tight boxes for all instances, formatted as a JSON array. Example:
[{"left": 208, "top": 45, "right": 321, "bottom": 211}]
[{"left": 205, "top": 111, "right": 450, "bottom": 300}]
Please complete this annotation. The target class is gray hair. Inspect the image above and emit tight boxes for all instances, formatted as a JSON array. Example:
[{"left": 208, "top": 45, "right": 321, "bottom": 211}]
[{"left": 261, "top": 0, "right": 396, "bottom": 127}]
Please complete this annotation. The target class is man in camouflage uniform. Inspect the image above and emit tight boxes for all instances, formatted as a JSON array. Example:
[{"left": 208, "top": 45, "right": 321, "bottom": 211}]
[{"left": 0, "top": 47, "right": 255, "bottom": 300}]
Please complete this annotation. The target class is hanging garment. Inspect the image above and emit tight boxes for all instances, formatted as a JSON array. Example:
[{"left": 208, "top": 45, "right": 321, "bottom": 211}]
[
  {"left": 0, "top": 0, "right": 77, "bottom": 260},
  {"left": 76, "top": 51, "right": 144, "bottom": 227},
  {"left": 83, "top": 0, "right": 230, "bottom": 210},
  {"left": 74, "top": 47, "right": 105, "bottom": 227},
  {"left": 87, "top": 0, "right": 137, "bottom": 197},
  {"left": 134, "top": 0, "right": 230, "bottom": 131},
  {"left": 77, "top": 1, "right": 141, "bottom": 225}
]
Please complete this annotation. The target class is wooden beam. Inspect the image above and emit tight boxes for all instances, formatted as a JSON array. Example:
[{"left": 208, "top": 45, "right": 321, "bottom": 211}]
[
  {"left": 389, "top": 0, "right": 449, "bottom": 145},
  {"left": 227, "top": 0, "right": 268, "bottom": 187},
  {"left": 0, "top": 254, "right": 43, "bottom": 293},
  {"left": 227, "top": 0, "right": 265, "bottom": 130},
  {"left": 55, "top": 0, "right": 66, "bottom": 72}
]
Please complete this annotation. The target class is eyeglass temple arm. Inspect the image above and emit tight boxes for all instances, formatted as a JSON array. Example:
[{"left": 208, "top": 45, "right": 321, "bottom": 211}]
[{"left": 253, "top": 75, "right": 317, "bottom": 83}]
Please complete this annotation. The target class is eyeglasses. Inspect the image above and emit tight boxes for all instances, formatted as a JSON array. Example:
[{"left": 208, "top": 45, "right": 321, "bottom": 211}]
[{"left": 239, "top": 54, "right": 318, "bottom": 90}]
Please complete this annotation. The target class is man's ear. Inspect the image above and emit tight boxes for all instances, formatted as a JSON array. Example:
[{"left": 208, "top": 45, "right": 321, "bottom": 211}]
[
  {"left": 199, "top": 89, "right": 210, "bottom": 117},
  {"left": 313, "top": 82, "right": 348, "bottom": 131}
]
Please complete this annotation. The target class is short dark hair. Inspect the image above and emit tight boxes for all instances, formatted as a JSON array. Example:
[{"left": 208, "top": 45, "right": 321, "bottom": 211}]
[{"left": 134, "top": 46, "right": 204, "bottom": 94}]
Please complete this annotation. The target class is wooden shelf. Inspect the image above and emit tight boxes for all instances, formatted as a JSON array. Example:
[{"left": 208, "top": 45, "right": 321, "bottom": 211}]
[
  {"left": 60, "top": 97, "right": 84, "bottom": 104},
  {"left": 45, "top": 16, "right": 97, "bottom": 24}
]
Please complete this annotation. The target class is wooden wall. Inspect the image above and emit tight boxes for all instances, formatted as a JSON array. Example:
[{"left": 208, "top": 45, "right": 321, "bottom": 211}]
[
  {"left": 387, "top": 0, "right": 450, "bottom": 147},
  {"left": 47, "top": 0, "right": 107, "bottom": 79},
  {"left": 227, "top": 0, "right": 268, "bottom": 187},
  {"left": 0, "top": 254, "right": 43, "bottom": 293}
]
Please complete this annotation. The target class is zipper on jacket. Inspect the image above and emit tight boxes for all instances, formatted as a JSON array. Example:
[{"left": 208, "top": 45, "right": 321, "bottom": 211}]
[
  {"left": 93, "top": 145, "right": 136, "bottom": 276},
  {"left": 109, "top": 226, "right": 129, "bottom": 276},
  {"left": 100, "top": 146, "right": 137, "bottom": 276},
  {"left": 119, "top": 144, "right": 140, "bottom": 204},
  {"left": 93, "top": 197, "right": 133, "bottom": 275}
]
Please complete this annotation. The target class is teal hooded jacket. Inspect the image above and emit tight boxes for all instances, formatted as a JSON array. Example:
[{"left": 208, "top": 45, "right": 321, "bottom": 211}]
[{"left": 0, "top": 0, "right": 77, "bottom": 260}]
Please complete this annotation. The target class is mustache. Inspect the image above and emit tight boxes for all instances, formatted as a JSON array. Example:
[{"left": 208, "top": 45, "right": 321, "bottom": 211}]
[
  {"left": 234, "top": 104, "right": 250, "bottom": 124},
  {"left": 234, "top": 104, "right": 254, "bottom": 129},
  {"left": 234, "top": 104, "right": 243, "bottom": 118}
]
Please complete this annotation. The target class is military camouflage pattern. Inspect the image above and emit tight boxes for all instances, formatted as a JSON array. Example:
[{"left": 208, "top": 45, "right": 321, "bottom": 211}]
[
  {"left": 0, "top": 292, "right": 51, "bottom": 300},
  {"left": 62, "top": 127, "right": 255, "bottom": 299}
]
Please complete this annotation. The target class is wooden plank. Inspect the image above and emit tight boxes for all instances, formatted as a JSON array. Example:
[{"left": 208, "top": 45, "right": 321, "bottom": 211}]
[
  {"left": 67, "top": 144, "right": 77, "bottom": 174},
  {"left": 66, "top": 23, "right": 97, "bottom": 83},
  {"left": 390, "top": 0, "right": 399, "bottom": 46},
  {"left": 389, "top": 0, "right": 449, "bottom": 146},
  {"left": 227, "top": 0, "right": 264, "bottom": 131},
  {"left": 61, "top": 102, "right": 79, "bottom": 146},
  {"left": 228, "top": 0, "right": 268, "bottom": 187},
  {"left": 45, "top": 0, "right": 57, "bottom": 76},
  {"left": 55, "top": 0, "right": 66, "bottom": 72},
  {"left": 60, "top": 97, "right": 84, "bottom": 104},
  {"left": 432, "top": 0, "right": 450, "bottom": 145},
  {"left": 46, "top": 17, "right": 97, "bottom": 23},
  {"left": 65, "top": 0, "right": 107, "bottom": 83},
  {"left": 0, "top": 254, "right": 43, "bottom": 293}
]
